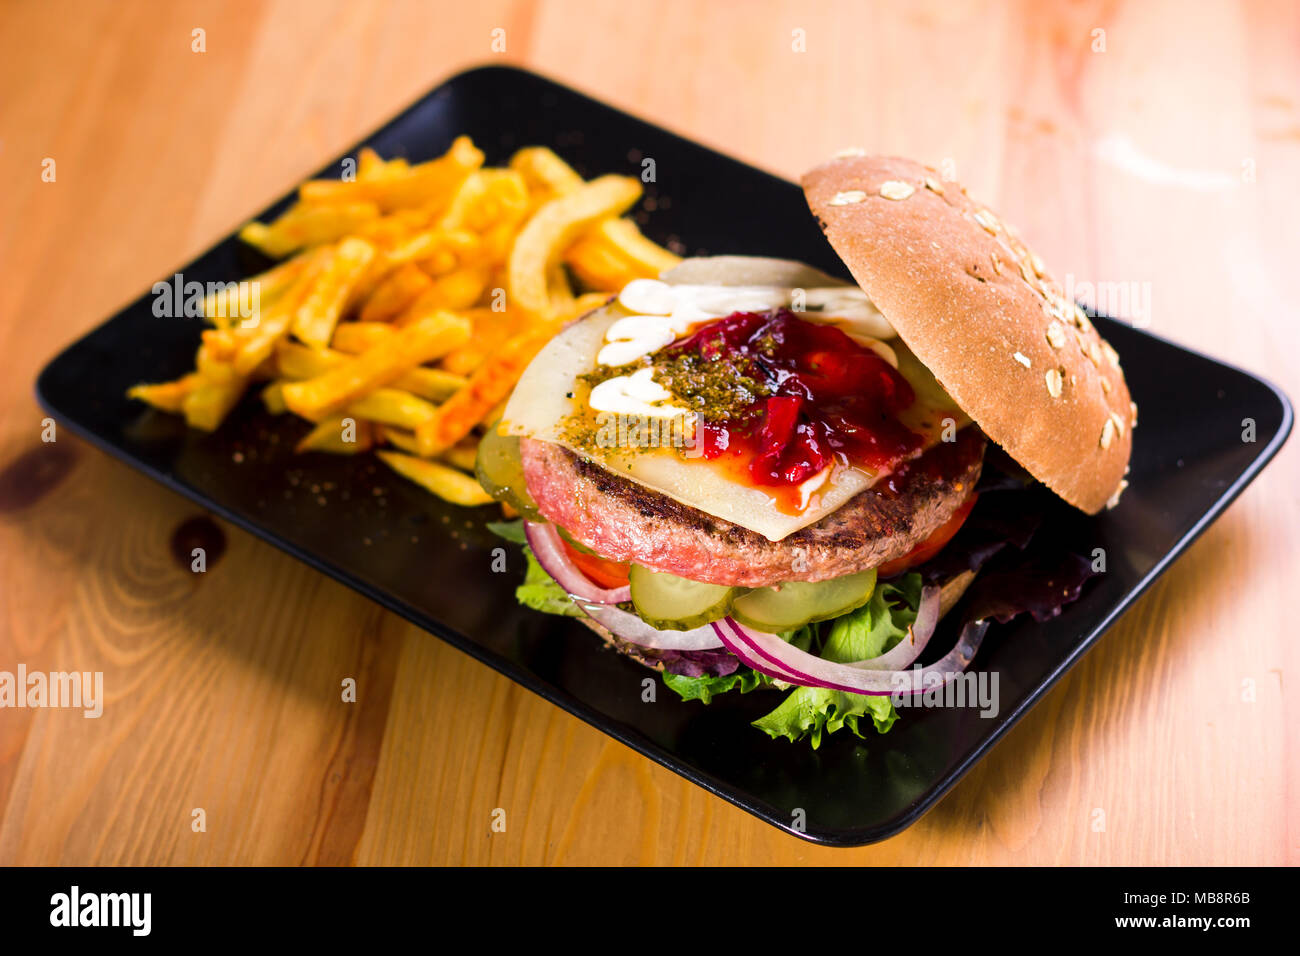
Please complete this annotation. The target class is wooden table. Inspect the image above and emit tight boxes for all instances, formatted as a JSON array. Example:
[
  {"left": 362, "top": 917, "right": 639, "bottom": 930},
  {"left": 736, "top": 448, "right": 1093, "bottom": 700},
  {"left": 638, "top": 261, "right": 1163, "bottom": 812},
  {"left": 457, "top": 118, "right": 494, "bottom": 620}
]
[{"left": 1, "top": 0, "right": 1295, "bottom": 865}]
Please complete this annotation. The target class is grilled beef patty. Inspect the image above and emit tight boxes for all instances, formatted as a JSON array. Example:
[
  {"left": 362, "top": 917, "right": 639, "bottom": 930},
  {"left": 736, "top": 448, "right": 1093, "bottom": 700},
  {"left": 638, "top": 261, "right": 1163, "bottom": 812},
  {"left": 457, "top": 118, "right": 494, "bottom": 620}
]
[{"left": 520, "top": 426, "right": 986, "bottom": 587}]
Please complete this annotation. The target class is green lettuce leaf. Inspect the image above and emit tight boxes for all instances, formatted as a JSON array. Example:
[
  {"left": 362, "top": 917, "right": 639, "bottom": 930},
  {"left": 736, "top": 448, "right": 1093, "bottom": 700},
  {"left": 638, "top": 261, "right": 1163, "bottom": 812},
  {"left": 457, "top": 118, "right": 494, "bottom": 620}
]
[
  {"left": 752, "top": 685, "right": 898, "bottom": 748},
  {"left": 819, "top": 576, "right": 920, "bottom": 664},
  {"left": 750, "top": 574, "right": 923, "bottom": 748},
  {"left": 662, "top": 668, "right": 768, "bottom": 704},
  {"left": 515, "top": 545, "right": 583, "bottom": 618},
  {"left": 486, "top": 519, "right": 527, "bottom": 544}
]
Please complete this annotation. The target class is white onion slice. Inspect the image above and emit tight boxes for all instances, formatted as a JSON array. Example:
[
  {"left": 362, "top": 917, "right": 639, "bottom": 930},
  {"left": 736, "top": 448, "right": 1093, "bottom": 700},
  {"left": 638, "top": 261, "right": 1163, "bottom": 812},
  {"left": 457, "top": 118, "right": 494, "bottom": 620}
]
[
  {"left": 523, "top": 521, "right": 631, "bottom": 604},
  {"left": 575, "top": 600, "right": 724, "bottom": 651},
  {"left": 720, "top": 609, "right": 988, "bottom": 697}
]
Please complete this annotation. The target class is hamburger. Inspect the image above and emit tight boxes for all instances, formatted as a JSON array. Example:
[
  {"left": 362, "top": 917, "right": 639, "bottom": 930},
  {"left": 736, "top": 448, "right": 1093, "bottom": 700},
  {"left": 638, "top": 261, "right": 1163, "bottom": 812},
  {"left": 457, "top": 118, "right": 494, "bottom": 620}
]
[{"left": 478, "top": 155, "right": 1135, "bottom": 747}]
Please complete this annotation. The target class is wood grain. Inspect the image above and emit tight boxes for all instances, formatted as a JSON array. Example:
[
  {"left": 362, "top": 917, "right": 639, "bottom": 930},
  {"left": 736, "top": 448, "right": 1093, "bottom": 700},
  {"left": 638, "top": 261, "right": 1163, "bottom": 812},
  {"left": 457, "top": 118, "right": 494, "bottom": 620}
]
[{"left": 0, "top": 0, "right": 1295, "bottom": 865}]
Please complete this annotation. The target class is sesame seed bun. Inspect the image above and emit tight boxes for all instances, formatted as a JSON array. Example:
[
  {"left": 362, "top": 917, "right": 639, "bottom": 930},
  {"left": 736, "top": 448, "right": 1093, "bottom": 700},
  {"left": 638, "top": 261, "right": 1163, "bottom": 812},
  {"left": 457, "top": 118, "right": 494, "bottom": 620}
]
[{"left": 802, "top": 155, "right": 1134, "bottom": 514}]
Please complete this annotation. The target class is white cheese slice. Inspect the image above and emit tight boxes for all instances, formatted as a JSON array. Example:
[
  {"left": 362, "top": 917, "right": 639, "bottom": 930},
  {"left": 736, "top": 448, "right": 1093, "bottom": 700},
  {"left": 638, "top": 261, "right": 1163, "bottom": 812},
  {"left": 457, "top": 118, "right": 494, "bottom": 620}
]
[{"left": 500, "top": 259, "right": 968, "bottom": 542}]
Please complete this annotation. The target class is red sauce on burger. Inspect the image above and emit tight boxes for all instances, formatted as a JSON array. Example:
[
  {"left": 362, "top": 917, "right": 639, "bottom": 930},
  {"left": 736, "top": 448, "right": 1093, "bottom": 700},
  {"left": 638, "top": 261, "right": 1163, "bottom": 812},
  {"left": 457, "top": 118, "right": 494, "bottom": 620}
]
[{"left": 658, "top": 309, "right": 925, "bottom": 500}]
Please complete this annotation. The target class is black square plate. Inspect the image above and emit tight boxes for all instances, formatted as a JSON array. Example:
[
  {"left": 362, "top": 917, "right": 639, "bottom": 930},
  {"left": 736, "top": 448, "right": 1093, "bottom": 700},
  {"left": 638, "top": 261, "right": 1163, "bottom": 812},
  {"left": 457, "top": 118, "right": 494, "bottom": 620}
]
[{"left": 36, "top": 66, "right": 1292, "bottom": 846}]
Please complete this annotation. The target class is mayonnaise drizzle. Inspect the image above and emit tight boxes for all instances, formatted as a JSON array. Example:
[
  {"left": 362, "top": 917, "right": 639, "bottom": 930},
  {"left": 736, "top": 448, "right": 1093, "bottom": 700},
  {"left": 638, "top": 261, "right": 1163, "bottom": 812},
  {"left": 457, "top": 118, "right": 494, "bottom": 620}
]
[
  {"left": 600, "top": 278, "right": 895, "bottom": 369},
  {"left": 588, "top": 367, "right": 692, "bottom": 418}
]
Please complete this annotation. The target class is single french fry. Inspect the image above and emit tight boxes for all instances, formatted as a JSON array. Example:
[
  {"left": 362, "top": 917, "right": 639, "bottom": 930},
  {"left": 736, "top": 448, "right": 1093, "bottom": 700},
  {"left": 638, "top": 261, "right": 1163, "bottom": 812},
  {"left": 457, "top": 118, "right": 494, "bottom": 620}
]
[
  {"left": 379, "top": 425, "right": 483, "bottom": 466},
  {"left": 565, "top": 217, "right": 682, "bottom": 290},
  {"left": 233, "top": 307, "right": 294, "bottom": 377},
  {"left": 344, "top": 389, "right": 438, "bottom": 429},
  {"left": 342, "top": 249, "right": 400, "bottom": 315},
  {"left": 195, "top": 341, "right": 238, "bottom": 384},
  {"left": 507, "top": 175, "right": 641, "bottom": 318},
  {"left": 127, "top": 373, "right": 202, "bottom": 413},
  {"left": 233, "top": 246, "right": 331, "bottom": 375},
  {"left": 238, "top": 202, "right": 380, "bottom": 258},
  {"left": 298, "top": 136, "right": 484, "bottom": 213},
  {"left": 358, "top": 263, "right": 434, "bottom": 323},
  {"left": 281, "top": 312, "right": 470, "bottom": 419},
  {"left": 292, "top": 237, "right": 377, "bottom": 348},
  {"left": 261, "top": 380, "right": 289, "bottom": 414},
  {"left": 440, "top": 438, "right": 480, "bottom": 472},
  {"left": 328, "top": 322, "right": 395, "bottom": 353},
  {"left": 356, "top": 147, "right": 386, "bottom": 180},
  {"left": 439, "top": 307, "right": 515, "bottom": 376},
  {"left": 394, "top": 268, "right": 488, "bottom": 324},
  {"left": 558, "top": 291, "right": 617, "bottom": 322},
  {"left": 352, "top": 212, "right": 426, "bottom": 249},
  {"left": 440, "top": 169, "right": 530, "bottom": 234},
  {"left": 412, "top": 367, "right": 469, "bottom": 402},
  {"left": 202, "top": 254, "right": 308, "bottom": 328},
  {"left": 547, "top": 261, "right": 575, "bottom": 314},
  {"left": 376, "top": 451, "right": 493, "bottom": 507},
  {"left": 476, "top": 219, "right": 521, "bottom": 268},
  {"left": 201, "top": 328, "right": 239, "bottom": 360},
  {"left": 416, "top": 326, "right": 551, "bottom": 455},
  {"left": 509, "top": 147, "right": 584, "bottom": 201},
  {"left": 376, "top": 425, "right": 422, "bottom": 455},
  {"left": 295, "top": 416, "right": 374, "bottom": 454},
  {"left": 564, "top": 232, "right": 632, "bottom": 291},
  {"left": 379, "top": 426, "right": 484, "bottom": 467},
  {"left": 277, "top": 339, "right": 466, "bottom": 402},
  {"left": 302, "top": 153, "right": 410, "bottom": 201},
  {"left": 394, "top": 367, "right": 468, "bottom": 403},
  {"left": 182, "top": 377, "right": 247, "bottom": 432},
  {"left": 594, "top": 217, "right": 682, "bottom": 275},
  {"left": 389, "top": 229, "right": 478, "bottom": 269},
  {"left": 273, "top": 341, "right": 338, "bottom": 379}
]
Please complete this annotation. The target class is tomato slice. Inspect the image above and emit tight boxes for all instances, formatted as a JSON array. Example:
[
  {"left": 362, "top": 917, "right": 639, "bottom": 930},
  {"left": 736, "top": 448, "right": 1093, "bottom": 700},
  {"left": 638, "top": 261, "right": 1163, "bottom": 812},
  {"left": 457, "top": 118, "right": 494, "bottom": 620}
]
[
  {"left": 876, "top": 492, "right": 979, "bottom": 578},
  {"left": 560, "top": 537, "right": 631, "bottom": 589}
]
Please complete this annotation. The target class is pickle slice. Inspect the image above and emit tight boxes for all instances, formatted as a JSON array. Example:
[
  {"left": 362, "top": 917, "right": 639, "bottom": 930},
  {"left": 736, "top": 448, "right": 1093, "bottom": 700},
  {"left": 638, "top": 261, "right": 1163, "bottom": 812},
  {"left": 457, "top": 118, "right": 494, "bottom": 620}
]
[
  {"left": 629, "top": 565, "right": 735, "bottom": 631},
  {"left": 474, "top": 426, "right": 544, "bottom": 521},
  {"left": 730, "top": 567, "right": 877, "bottom": 632}
]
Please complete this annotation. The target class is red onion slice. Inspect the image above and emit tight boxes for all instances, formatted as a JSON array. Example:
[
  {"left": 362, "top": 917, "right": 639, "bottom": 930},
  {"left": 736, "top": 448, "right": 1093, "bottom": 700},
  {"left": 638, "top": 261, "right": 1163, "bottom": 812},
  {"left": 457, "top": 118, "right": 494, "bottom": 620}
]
[
  {"left": 849, "top": 584, "right": 940, "bottom": 672},
  {"left": 524, "top": 521, "right": 631, "bottom": 604},
  {"left": 722, "top": 609, "right": 989, "bottom": 697},
  {"left": 709, "top": 621, "right": 805, "bottom": 683},
  {"left": 574, "top": 600, "right": 724, "bottom": 650}
]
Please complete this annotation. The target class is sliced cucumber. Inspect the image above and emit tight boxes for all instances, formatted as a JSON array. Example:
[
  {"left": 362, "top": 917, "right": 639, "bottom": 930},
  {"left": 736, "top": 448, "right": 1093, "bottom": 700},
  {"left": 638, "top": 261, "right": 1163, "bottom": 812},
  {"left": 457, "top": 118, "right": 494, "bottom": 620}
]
[
  {"left": 474, "top": 425, "right": 543, "bottom": 521},
  {"left": 629, "top": 565, "right": 735, "bottom": 631},
  {"left": 731, "top": 567, "right": 877, "bottom": 632}
]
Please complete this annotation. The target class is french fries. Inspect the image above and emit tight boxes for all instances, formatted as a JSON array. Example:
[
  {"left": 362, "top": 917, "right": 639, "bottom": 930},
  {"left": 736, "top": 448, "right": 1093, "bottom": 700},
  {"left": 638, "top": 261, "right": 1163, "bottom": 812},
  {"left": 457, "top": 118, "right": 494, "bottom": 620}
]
[
  {"left": 297, "top": 136, "right": 484, "bottom": 211},
  {"left": 415, "top": 326, "right": 553, "bottom": 456},
  {"left": 507, "top": 175, "right": 642, "bottom": 318},
  {"left": 358, "top": 263, "right": 433, "bottom": 323},
  {"left": 238, "top": 203, "right": 380, "bottom": 258},
  {"left": 296, "top": 416, "right": 375, "bottom": 455},
  {"left": 281, "top": 313, "right": 470, "bottom": 419},
  {"left": 182, "top": 378, "right": 248, "bottom": 432},
  {"left": 567, "top": 217, "right": 683, "bottom": 288},
  {"left": 127, "top": 374, "right": 201, "bottom": 413},
  {"left": 127, "top": 138, "right": 681, "bottom": 509},
  {"left": 376, "top": 452, "right": 493, "bottom": 507},
  {"left": 292, "top": 237, "right": 377, "bottom": 348}
]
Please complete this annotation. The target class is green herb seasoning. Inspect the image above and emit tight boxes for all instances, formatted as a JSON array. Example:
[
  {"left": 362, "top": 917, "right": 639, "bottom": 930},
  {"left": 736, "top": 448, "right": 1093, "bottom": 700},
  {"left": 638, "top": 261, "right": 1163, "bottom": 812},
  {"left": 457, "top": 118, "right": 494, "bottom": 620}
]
[{"left": 652, "top": 350, "right": 771, "bottom": 423}]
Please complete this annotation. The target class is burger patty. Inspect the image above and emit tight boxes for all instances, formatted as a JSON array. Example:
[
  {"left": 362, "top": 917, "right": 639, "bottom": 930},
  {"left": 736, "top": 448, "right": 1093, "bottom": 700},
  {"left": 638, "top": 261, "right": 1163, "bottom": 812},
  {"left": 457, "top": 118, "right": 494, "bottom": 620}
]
[{"left": 519, "top": 426, "right": 987, "bottom": 587}]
